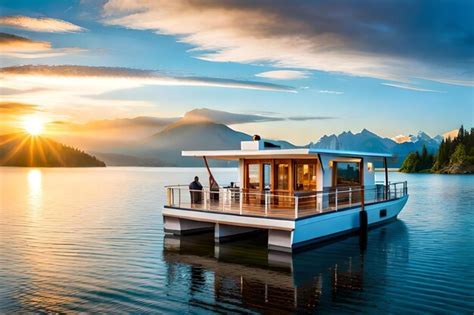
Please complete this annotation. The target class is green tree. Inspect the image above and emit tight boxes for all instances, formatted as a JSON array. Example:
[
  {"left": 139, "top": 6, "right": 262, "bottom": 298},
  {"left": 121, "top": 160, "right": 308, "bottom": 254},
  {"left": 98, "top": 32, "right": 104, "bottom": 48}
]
[{"left": 450, "top": 144, "right": 466, "bottom": 165}]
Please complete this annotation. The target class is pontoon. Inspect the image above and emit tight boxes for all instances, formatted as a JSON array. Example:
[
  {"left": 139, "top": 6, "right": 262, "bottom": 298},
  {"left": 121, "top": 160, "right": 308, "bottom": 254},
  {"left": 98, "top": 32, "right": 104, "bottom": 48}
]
[{"left": 163, "top": 138, "right": 408, "bottom": 252}]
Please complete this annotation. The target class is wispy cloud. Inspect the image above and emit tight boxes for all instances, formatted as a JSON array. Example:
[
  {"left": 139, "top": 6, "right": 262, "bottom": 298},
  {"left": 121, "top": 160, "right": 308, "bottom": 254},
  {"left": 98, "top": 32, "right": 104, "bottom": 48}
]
[
  {"left": 0, "top": 101, "right": 41, "bottom": 114},
  {"left": 381, "top": 83, "right": 442, "bottom": 93},
  {"left": 0, "top": 15, "right": 85, "bottom": 32},
  {"left": 287, "top": 116, "right": 335, "bottom": 121},
  {"left": 102, "top": 0, "right": 474, "bottom": 87},
  {"left": 0, "top": 32, "right": 85, "bottom": 58},
  {"left": 255, "top": 70, "right": 310, "bottom": 80},
  {"left": 318, "top": 90, "right": 344, "bottom": 95},
  {"left": 182, "top": 108, "right": 335, "bottom": 125},
  {"left": 0, "top": 65, "right": 296, "bottom": 92}
]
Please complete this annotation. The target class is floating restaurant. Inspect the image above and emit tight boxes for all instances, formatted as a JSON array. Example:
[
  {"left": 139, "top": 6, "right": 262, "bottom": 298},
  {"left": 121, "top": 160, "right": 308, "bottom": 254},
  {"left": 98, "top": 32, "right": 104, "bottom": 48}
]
[{"left": 163, "top": 137, "right": 408, "bottom": 252}]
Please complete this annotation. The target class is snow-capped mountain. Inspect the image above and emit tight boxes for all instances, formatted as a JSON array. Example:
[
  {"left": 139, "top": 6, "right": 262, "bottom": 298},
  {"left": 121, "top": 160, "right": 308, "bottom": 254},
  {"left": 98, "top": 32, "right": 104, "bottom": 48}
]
[
  {"left": 392, "top": 131, "right": 443, "bottom": 144},
  {"left": 310, "top": 129, "right": 441, "bottom": 167}
]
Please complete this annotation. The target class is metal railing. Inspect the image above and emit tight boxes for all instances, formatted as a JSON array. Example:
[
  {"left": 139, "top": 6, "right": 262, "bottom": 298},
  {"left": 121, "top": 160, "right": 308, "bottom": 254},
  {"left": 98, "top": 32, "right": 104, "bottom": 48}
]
[{"left": 165, "top": 181, "right": 407, "bottom": 220}]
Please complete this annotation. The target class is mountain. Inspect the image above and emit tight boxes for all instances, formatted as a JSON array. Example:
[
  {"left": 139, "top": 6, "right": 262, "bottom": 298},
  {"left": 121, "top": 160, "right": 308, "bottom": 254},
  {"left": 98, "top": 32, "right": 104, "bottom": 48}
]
[
  {"left": 392, "top": 131, "right": 443, "bottom": 145},
  {"left": 310, "top": 129, "right": 441, "bottom": 167},
  {"left": 0, "top": 133, "right": 105, "bottom": 167},
  {"left": 311, "top": 129, "right": 397, "bottom": 152},
  {"left": 135, "top": 120, "right": 253, "bottom": 166},
  {"left": 443, "top": 128, "right": 459, "bottom": 140}
]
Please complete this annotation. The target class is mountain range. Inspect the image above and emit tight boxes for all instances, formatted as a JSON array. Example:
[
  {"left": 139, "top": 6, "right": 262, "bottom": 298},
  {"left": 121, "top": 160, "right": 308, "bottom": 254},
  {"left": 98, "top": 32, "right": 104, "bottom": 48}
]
[
  {"left": 309, "top": 129, "right": 442, "bottom": 167},
  {"left": 39, "top": 108, "right": 451, "bottom": 167}
]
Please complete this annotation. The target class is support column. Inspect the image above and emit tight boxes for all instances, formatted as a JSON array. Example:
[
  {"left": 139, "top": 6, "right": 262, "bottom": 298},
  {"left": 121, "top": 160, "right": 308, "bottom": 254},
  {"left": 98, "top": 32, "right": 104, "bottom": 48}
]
[
  {"left": 164, "top": 216, "right": 214, "bottom": 235},
  {"left": 384, "top": 157, "right": 389, "bottom": 200},
  {"left": 268, "top": 229, "right": 294, "bottom": 252},
  {"left": 214, "top": 223, "right": 259, "bottom": 243}
]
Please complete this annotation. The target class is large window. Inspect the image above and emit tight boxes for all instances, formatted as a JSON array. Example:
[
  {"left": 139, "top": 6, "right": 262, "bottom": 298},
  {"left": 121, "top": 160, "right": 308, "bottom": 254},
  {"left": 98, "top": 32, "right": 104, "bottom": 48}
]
[
  {"left": 335, "top": 162, "right": 361, "bottom": 186},
  {"left": 295, "top": 163, "right": 317, "bottom": 191},
  {"left": 275, "top": 162, "right": 289, "bottom": 191},
  {"left": 248, "top": 164, "right": 260, "bottom": 189}
]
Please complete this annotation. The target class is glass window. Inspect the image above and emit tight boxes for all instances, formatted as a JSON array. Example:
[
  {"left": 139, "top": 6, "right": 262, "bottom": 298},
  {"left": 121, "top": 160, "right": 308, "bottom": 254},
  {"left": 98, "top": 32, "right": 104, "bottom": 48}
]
[
  {"left": 248, "top": 164, "right": 260, "bottom": 189},
  {"left": 263, "top": 164, "right": 271, "bottom": 190},
  {"left": 336, "top": 162, "right": 360, "bottom": 186},
  {"left": 275, "top": 162, "right": 289, "bottom": 190},
  {"left": 295, "top": 163, "right": 317, "bottom": 191}
]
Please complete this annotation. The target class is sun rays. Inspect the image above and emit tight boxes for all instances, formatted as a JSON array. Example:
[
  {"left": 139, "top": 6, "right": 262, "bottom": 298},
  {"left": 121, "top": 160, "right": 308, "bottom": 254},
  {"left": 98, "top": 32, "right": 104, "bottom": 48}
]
[{"left": 0, "top": 133, "right": 65, "bottom": 167}]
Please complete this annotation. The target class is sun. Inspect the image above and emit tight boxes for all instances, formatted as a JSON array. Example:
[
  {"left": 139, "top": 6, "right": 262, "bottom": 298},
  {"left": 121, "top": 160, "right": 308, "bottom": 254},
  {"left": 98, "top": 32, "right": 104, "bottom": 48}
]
[{"left": 23, "top": 116, "right": 44, "bottom": 136}]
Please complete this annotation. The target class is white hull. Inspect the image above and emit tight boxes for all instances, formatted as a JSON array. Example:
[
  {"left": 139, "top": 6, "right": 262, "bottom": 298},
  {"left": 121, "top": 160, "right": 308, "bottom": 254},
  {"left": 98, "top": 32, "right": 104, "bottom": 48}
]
[
  {"left": 163, "top": 195, "right": 409, "bottom": 252},
  {"left": 290, "top": 195, "right": 408, "bottom": 250}
]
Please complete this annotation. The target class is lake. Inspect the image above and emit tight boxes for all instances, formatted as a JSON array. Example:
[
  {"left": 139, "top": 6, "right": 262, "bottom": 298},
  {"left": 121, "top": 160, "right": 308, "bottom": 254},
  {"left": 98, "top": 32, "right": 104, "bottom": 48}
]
[{"left": 1, "top": 167, "right": 473, "bottom": 313}]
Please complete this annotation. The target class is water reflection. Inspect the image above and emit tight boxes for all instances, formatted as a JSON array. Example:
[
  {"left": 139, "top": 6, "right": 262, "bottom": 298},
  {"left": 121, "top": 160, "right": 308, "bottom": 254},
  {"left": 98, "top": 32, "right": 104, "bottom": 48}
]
[
  {"left": 164, "top": 221, "right": 409, "bottom": 313},
  {"left": 27, "top": 169, "right": 42, "bottom": 216}
]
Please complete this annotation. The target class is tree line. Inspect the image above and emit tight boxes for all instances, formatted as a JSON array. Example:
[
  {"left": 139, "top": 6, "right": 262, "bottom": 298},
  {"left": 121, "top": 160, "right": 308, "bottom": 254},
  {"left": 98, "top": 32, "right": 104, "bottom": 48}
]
[{"left": 400, "top": 126, "right": 474, "bottom": 174}]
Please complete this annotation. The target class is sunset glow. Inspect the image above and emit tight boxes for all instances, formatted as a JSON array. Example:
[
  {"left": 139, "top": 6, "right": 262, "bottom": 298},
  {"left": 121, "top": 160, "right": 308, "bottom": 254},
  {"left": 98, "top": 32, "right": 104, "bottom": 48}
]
[{"left": 23, "top": 116, "right": 44, "bottom": 136}]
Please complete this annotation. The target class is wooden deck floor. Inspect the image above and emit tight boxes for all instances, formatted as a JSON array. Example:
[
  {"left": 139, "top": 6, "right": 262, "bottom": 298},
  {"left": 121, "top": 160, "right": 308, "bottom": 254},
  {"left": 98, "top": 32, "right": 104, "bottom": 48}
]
[{"left": 170, "top": 199, "right": 367, "bottom": 219}]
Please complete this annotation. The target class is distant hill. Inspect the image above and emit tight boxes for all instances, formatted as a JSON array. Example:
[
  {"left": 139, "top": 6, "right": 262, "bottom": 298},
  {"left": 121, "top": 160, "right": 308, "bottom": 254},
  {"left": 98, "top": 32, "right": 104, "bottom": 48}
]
[{"left": 0, "top": 133, "right": 105, "bottom": 167}]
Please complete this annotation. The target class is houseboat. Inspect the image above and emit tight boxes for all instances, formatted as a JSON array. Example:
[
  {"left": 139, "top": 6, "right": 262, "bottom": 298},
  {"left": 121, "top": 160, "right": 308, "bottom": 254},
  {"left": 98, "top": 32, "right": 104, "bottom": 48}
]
[{"left": 163, "top": 137, "right": 408, "bottom": 252}]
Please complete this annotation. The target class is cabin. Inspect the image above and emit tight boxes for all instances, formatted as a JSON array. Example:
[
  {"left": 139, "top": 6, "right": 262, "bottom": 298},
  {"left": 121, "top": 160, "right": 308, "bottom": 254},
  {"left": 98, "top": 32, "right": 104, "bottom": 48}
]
[{"left": 163, "top": 138, "right": 408, "bottom": 252}]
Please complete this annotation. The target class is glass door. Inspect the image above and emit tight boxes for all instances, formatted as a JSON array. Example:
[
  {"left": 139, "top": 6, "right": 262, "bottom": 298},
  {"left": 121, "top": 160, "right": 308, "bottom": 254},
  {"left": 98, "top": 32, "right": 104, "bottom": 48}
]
[{"left": 263, "top": 163, "right": 271, "bottom": 191}]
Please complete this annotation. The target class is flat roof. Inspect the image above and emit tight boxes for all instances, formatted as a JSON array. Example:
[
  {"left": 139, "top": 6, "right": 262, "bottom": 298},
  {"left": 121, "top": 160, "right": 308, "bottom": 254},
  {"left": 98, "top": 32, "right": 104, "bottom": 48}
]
[{"left": 182, "top": 148, "right": 392, "bottom": 160}]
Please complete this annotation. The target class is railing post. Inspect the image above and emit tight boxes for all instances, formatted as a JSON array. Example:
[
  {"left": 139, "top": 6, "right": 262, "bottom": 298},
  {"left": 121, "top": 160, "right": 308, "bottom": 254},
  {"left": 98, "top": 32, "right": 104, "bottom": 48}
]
[
  {"left": 178, "top": 188, "right": 181, "bottom": 207},
  {"left": 335, "top": 188, "right": 338, "bottom": 210},
  {"left": 167, "top": 187, "right": 172, "bottom": 206},
  {"left": 394, "top": 184, "right": 397, "bottom": 199},
  {"left": 349, "top": 187, "right": 352, "bottom": 206},
  {"left": 264, "top": 192, "right": 268, "bottom": 216},
  {"left": 294, "top": 196, "right": 299, "bottom": 218},
  {"left": 239, "top": 190, "right": 243, "bottom": 215},
  {"left": 204, "top": 188, "right": 208, "bottom": 208}
]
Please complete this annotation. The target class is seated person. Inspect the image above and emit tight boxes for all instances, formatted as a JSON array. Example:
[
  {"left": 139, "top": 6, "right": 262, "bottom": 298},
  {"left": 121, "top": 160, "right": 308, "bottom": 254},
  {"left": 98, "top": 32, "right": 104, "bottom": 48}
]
[{"left": 189, "top": 176, "right": 203, "bottom": 203}]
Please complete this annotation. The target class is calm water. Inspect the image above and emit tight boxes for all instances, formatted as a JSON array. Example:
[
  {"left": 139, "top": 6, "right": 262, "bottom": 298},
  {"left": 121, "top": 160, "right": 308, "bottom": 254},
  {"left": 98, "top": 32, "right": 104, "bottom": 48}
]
[{"left": 1, "top": 167, "right": 473, "bottom": 313}]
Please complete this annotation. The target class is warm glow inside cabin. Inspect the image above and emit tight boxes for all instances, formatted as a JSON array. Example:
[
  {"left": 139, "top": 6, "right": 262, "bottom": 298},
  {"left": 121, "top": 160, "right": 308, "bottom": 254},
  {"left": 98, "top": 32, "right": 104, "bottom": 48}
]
[{"left": 179, "top": 139, "right": 393, "bottom": 217}]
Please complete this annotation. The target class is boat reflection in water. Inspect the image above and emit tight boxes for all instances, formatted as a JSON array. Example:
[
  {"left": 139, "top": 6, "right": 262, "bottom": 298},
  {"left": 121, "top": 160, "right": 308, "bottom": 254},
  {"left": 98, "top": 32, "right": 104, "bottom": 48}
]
[{"left": 163, "top": 221, "right": 409, "bottom": 313}]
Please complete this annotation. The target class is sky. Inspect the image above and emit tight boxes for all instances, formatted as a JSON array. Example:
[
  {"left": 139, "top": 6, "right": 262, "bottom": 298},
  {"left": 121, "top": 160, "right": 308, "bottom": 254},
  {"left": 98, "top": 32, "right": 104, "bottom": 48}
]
[{"left": 0, "top": 0, "right": 473, "bottom": 145}]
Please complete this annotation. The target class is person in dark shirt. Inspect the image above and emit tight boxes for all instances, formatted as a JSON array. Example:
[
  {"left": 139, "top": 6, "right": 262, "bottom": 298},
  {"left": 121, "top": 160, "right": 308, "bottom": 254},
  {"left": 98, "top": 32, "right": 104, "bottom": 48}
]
[{"left": 189, "top": 176, "right": 203, "bottom": 203}]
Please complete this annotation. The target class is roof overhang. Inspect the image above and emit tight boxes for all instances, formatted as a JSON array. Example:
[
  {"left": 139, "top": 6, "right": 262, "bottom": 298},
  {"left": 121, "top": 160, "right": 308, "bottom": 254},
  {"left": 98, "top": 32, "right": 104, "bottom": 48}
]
[
  {"left": 182, "top": 148, "right": 392, "bottom": 160},
  {"left": 182, "top": 149, "right": 311, "bottom": 160}
]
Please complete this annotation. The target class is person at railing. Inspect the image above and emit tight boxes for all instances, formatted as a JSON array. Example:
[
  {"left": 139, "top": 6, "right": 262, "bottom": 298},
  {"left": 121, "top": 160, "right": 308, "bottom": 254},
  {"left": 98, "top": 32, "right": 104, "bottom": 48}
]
[{"left": 189, "top": 176, "right": 203, "bottom": 204}]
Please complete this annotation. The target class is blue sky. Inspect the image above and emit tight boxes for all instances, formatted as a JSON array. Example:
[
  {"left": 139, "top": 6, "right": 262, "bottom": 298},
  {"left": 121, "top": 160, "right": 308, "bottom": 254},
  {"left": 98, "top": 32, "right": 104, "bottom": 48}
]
[{"left": 0, "top": 0, "right": 473, "bottom": 144}]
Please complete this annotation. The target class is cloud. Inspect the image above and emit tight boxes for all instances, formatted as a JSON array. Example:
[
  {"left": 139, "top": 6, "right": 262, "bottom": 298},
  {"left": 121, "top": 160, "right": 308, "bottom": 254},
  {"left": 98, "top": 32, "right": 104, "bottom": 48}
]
[
  {"left": 0, "top": 15, "right": 85, "bottom": 32},
  {"left": 381, "top": 83, "right": 442, "bottom": 93},
  {"left": 318, "top": 90, "right": 344, "bottom": 95},
  {"left": 51, "top": 116, "right": 178, "bottom": 132},
  {"left": 255, "top": 70, "right": 309, "bottom": 80},
  {"left": 0, "top": 65, "right": 295, "bottom": 123},
  {"left": 181, "top": 108, "right": 335, "bottom": 125},
  {"left": 0, "top": 64, "right": 296, "bottom": 92},
  {"left": 102, "top": 0, "right": 474, "bottom": 87},
  {"left": 0, "top": 101, "right": 40, "bottom": 114},
  {"left": 287, "top": 116, "right": 335, "bottom": 121},
  {"left": 0, "top": 32, "right": 85, "bottom": 58}
]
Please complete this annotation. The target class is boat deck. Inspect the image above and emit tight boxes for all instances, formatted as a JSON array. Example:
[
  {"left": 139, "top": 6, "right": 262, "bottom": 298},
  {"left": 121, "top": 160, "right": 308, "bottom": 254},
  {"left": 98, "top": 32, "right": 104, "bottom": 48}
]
[{"left": 165, "top": 182, "right": 407, "bottom": 220}]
